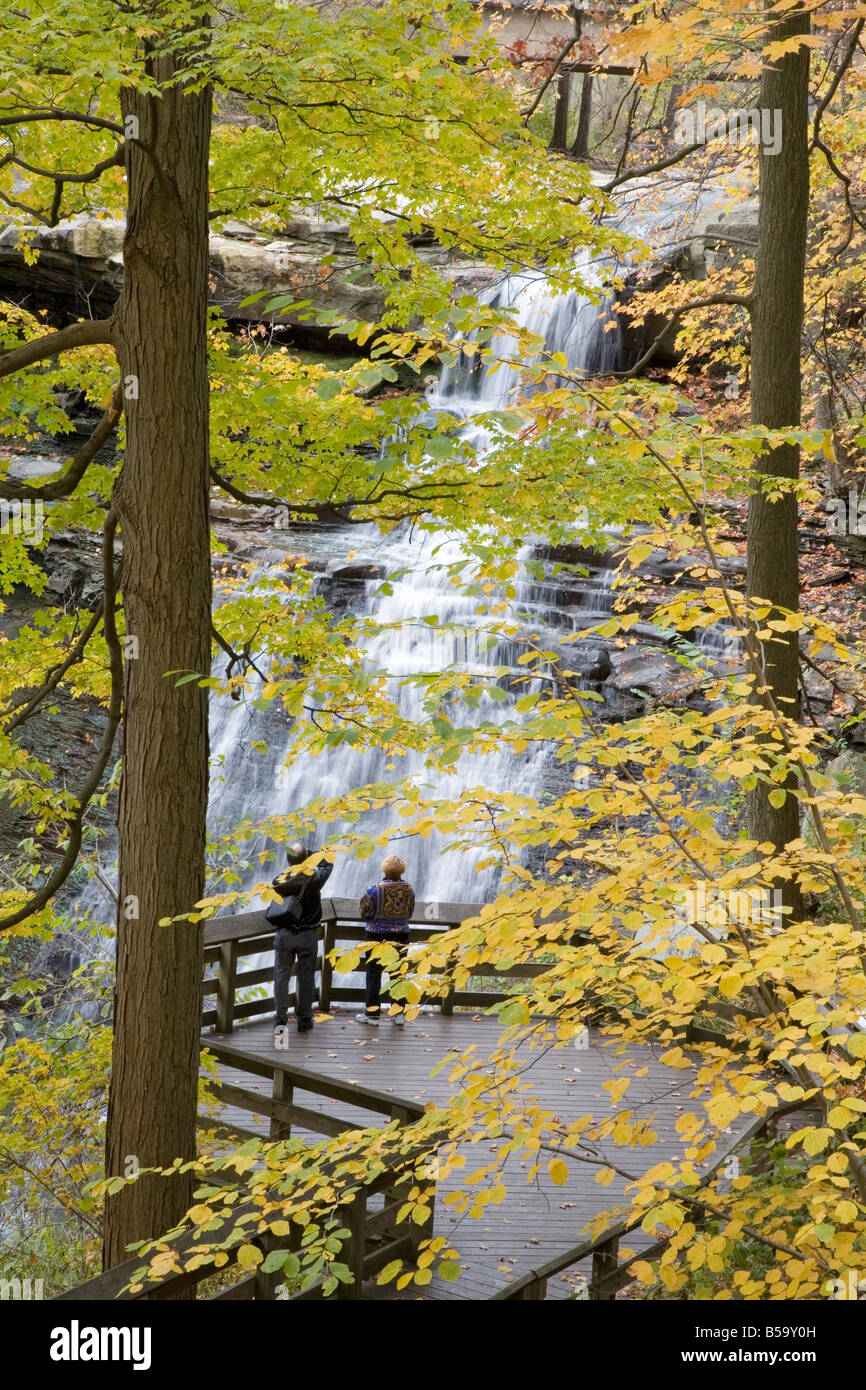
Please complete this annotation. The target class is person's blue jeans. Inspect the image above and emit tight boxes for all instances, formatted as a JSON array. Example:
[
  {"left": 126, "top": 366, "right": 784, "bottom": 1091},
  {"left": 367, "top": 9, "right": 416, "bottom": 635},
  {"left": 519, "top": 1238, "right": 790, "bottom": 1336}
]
[{"left": 364, "top": 934, "right": 409, "bottom": 1017}]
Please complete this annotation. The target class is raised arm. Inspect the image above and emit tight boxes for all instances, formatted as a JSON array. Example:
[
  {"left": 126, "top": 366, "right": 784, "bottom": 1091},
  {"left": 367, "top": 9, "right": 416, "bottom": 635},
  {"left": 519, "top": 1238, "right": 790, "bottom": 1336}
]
[{"left": 311, "top": 858, "right": 334, "bottom": 889}]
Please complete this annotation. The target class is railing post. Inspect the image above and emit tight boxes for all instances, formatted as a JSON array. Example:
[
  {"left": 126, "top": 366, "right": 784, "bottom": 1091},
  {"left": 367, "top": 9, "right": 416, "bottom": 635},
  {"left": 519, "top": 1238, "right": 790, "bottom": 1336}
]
[
  {"left": 590, "top": 1235, "right": 619, "bottom": 1300},
  {"left": 338, "top": 1190, "right": 367, "bottom": 1300},
  {"left": 270, "top": 1068, "right": 293, "bottom": 1142},
  {"left": 440, "top": 919, "right": 455, "bottom": 1014},
  {"left": 515, "top": 1277, "right": 547, "bottom": 1300},
  {"left": 215, "top": 939, "right": 239, "bottom": 1034},
  {"left": 320, "top": 909, "right": 335, "bottom": 1013},
  {"left": 254, "top": 1230, "right": 283, "bottom": 1300},
  {"left": 398, "top": 1115, "right": 436, "bottom": 1261}
]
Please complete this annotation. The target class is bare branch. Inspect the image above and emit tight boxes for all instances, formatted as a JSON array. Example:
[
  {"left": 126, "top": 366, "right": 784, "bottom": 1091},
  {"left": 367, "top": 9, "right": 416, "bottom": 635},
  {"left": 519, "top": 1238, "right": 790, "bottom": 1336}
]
[
  {"left": 600, "top": 140, "right": 706, "bottom": 192},
  {"left": 0, "top": 508, "right": 123, "bottom": 931}
]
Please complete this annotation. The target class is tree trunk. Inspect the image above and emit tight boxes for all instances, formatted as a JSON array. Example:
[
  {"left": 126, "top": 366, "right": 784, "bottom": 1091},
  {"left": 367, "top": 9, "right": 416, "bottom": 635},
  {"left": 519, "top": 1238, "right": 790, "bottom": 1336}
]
[
  {"left": 746, "top": 7, "right": 810, "bottom": 881},
  {"left": 662, "top": 81, "right": 681, "bottom": 148},
  {"left": 572, "top": 74, "right": 594, "bottom": 159},
  {"left": 550, "top": 72, "right": 571, "bottom": 152},
  {"left": 103, "top": 61, "right": 212, "bottom": 1276}
]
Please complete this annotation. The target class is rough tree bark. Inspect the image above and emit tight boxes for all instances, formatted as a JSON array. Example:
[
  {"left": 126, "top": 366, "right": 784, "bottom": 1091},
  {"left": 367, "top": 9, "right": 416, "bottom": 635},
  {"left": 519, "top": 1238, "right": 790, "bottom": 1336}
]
[
  {"left": 550, "top": 72, "right": 571, "bottom": 152},
  {"left": 746, "top": 6, "right": 810, "bottom": 881},
  {"left": 571, "top": 74, "right": 594, "bottom": 159},
  {"left": 102, "top": 57, "right": 213, "bottom": 1276}
]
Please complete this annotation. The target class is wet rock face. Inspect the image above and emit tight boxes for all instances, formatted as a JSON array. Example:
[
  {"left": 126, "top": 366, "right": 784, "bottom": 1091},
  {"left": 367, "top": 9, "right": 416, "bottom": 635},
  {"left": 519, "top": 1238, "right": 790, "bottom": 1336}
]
[
  {"left": 0, "top": 194, "right": 760, "bottom": 358},
  {"left": 0, "top": 214, "right": 498, "bottom": 345}
]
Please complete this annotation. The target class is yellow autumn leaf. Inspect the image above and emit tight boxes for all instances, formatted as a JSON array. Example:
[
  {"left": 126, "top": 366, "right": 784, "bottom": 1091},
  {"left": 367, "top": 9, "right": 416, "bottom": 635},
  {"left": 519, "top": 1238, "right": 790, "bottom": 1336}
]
[
  {"left": 548, "top": 1158, "right": 569, "bottom": 1186},
  {"left": 708, "top": 1093, "right": 739, "bottom": 1129},
  {"left": 187, "top": 1204, "right": 214, "bottom": 1225},
  {"left": 829, "top": 1106, "right": 854, "bottom": 1129},
  {"left": 835, "top": 1200, "right": 858, "bottom": 1225},
  {"left": 236, "top": 1244, "right": 263, "bottom": 1269},
  {"left": 803, "top": 1128, "right": 833, "bottom": 1156}
]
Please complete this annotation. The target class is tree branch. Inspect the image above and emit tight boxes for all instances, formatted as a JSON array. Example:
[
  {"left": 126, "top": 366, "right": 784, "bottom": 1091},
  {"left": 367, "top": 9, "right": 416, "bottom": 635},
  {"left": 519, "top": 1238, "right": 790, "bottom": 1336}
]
[
  {"left": 0, "top": 508, "right": 123, "bottom": 932},
  {"left": 211, "top": 622, "right": 268, "bottom": 685},
  {"left": 7, "top": 147, "right": 124, "bottom": 186},
  {"left": 614, "top": 293, "right": 753, "bottom": 379},
  {"left": 0, "top": 109, "right": 124, "bottom": 135},
  {"left": 600, "top": 140, "right": 707, "bottom": 192},
  {"left": 2, "top": 545, "right": 125, "bottom": 732},
  {"left": 0, "top": 319, "right": 114, "bottom": 381},
  {"left": 0, "top": 384, "right": 123, "bottom": 502},
  {"left": 810, "top": 18, "right": 864, "bottom": 153},
  {"left": 209, "top": 464, "right": 523, "bottom": 526},
  {"left": 520, "top": 35, "right": 581, "bottom": 122}
]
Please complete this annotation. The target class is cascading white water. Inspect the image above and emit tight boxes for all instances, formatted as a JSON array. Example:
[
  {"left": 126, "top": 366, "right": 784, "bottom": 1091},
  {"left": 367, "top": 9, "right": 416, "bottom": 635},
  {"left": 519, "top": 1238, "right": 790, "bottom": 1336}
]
[
  {"left": 206, "top": 265, "right": 623, "bottom": 909},
  {"left": 694, "top": 623, "right": 742, "bottom": 663},
  {"left": 431, "top": 261, "right": 621, "bottom": 421},
  {"left": 64, "top": 259, "right": 623, "bottom": 938},
  {"left": 208, "top": 535, "right": 553, "bottom": 905}
]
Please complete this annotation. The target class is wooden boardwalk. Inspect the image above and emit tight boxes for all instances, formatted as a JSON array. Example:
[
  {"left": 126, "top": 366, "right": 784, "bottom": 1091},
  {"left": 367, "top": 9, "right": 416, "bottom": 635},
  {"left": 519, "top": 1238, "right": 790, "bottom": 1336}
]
[{"left": 203, "top": 1008, "right": 713, "bottom": 1301}]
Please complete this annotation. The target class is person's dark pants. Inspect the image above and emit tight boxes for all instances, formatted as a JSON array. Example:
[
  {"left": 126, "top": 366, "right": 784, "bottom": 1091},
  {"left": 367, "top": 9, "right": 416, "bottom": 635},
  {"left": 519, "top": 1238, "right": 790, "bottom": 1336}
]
[
  {"left": 364, "top": 934, "right": 409, "bottom": 1017},
  {"left": 274, "top": 924, "right": 319, "bottom": 1026}
]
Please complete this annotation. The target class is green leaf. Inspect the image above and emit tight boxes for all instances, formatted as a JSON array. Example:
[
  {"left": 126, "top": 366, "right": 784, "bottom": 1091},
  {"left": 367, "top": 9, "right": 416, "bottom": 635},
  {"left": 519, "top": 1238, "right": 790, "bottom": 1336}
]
[
  {"left": 261, "top": 1248, "right": 291, "bottom": 1274},
  {"left": 426, "top": 435, "right": 455, "bottom": 459}
]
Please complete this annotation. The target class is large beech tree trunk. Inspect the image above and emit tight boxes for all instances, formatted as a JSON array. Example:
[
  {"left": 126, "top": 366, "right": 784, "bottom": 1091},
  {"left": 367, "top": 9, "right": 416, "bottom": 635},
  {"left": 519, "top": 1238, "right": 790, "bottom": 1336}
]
[
  {"left": 103, "top": 61, "right": 212, "bottom": 1274},
  {"left": 746, "top": 8, "right": 810, "bottom": 881}
]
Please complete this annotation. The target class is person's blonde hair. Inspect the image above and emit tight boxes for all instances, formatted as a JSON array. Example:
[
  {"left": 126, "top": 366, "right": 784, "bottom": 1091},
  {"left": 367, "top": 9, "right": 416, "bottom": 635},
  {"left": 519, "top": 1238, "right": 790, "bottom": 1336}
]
[{"left": 382, "top": 854, "right": 406, "bottom": 880}]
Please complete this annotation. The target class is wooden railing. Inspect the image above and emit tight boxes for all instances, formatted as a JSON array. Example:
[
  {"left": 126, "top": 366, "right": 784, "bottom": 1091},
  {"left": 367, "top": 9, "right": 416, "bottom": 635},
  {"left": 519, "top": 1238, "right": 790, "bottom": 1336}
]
[
  {"left": 201, "top": 897, "right": 551, "bottom": 1032},
  {"left": 488, "top": 1104, "right": 803, "bottom": 1301},
  {"left": 198, "top": 1035, "right": 425, "bottom": 1143},
  {"left": 56, "top": 1058, "right": 430, "bottom": 1303}
]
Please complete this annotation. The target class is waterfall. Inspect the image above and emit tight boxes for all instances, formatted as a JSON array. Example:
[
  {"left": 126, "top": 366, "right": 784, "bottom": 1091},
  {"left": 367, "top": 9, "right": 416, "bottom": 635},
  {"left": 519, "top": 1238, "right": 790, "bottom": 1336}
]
[
  {"left": 64, "top": 260, "right": 624, "bottom": 938},
  {"left": 430, "top": 260, "right": 621, "bottom": 422},
  {"left": 693, "top": 623, "right": 742, "bottom": 663},
  {"left": 207, "top": 266, "right": 623, "bottom": 909}
]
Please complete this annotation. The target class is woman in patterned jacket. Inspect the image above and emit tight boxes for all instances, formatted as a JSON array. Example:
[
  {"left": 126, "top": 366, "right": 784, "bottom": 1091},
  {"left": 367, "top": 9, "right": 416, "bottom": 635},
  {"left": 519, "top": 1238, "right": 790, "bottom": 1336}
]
[{"left": 356, "top": 854, "right": 415, "bottom": 1026}]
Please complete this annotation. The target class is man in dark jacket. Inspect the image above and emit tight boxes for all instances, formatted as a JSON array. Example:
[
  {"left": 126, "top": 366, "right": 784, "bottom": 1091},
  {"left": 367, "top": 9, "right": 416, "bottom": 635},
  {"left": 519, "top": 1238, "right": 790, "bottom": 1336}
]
[{"left": 271, "top": 842, "right": 333, "bottom": 1045}]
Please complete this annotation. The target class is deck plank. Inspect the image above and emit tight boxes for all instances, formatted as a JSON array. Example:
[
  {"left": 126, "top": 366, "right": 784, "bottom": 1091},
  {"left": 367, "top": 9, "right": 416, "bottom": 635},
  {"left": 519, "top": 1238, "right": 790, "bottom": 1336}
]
[{"left": 202, "top": 1008, "right": 727, "bottom": 1301}]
